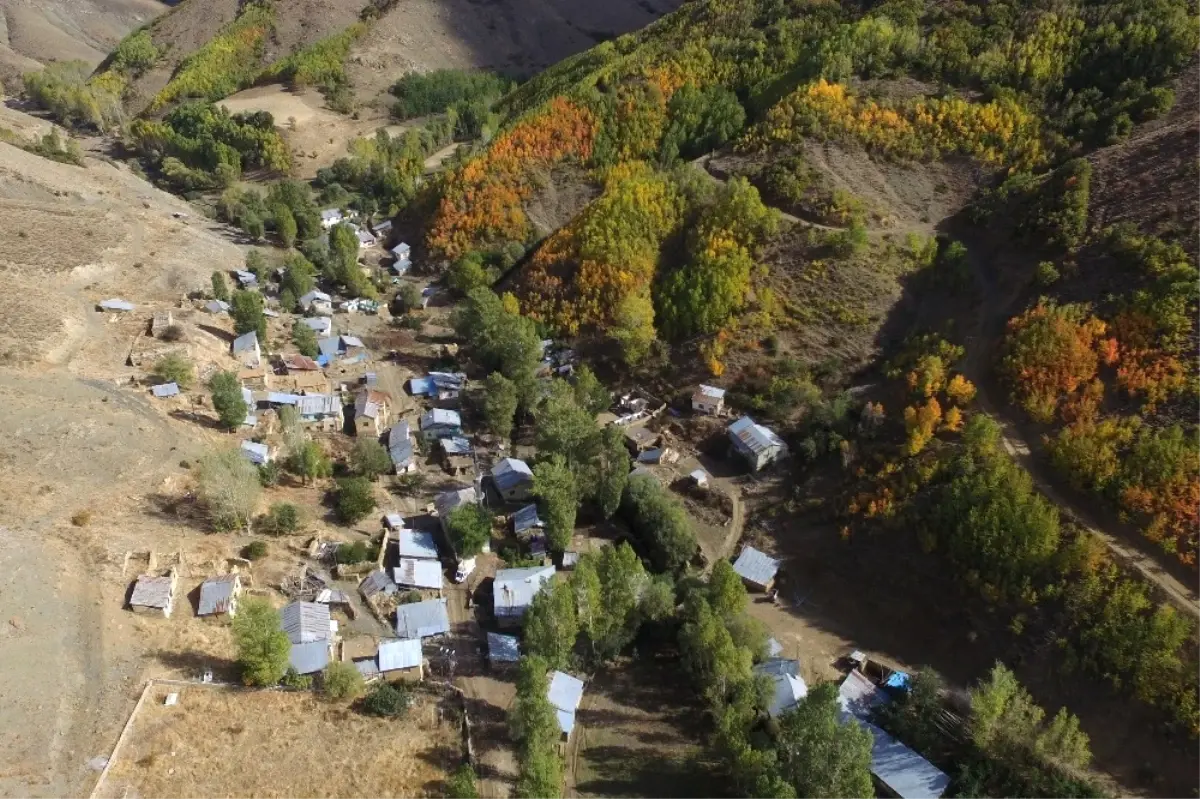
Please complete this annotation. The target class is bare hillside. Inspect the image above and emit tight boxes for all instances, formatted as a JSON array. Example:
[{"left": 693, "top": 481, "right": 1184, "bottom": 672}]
[
  {"left": 1088, "top": 67, "right": 1200, "bottom": 249},
  {"left": 346, "top": 0, "right": 683, "bottom": 106},
  {"left": 0, "top": 0, "right": 166, "bottom": 88}
]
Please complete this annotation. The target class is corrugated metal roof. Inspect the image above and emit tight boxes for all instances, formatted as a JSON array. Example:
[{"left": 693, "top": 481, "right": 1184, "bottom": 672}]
[
  {"left": 384, "top": 513, "right": 405, "bottom": 529},
  {"left": 267, "top": 392, "right": 302, "bottom": 405},
  {"left": 206, "top": 299, "right": 230, "bottom": 313},
  {"left": 755, "top": 659, "right": 807, "bottom": 718},
  {"left": 394, "top": 598, "right": 450, "bottom": 639},
  {"left": 409, "top": 376, "right": 434, "bottom": 396},
  {"left": 492, "top": 458, "right": 533, "bottom": 492},
  {"left": 300, "top": 290, "right": 332, "bottom": 307},
  {"left": 281, "top": 601, "right": 331, "bottom": 644},
  {"left": 421, "top": 408, "right": 461, "bottom": 430},
  {"left": 389, "top": 421, "right": 412, "bottom": 448},
  {"left": 341, "top": 335, "right": 365, "bottom": 348},
  {"left": 130, "top": 574, "right": 172, "bottom": 608},
  {"left": 838, "top": 670, "right": 888, "bottom": 721},
  {"left": 862, "top": 722, "right": 950, "bottom": 799},
  {"left": 391, "top": 242, "right": 410, "bottom": 256},
  {"left": 394, "top": 558, "right": 443, "bottom": 589},
  {"left": 99, "top": 298, "right": 135, "bottom": 311},
  {"left": 320, "top": 209, "right": 341, "bottom": 221},
  {"left": 360, "top": 569, "right": 398, "bottom": 599},
  {"left": 235, "top": 270, "right": 258, "bottom": 285},
  {"left": 397, "top": 529, "right": 438, "bottom": 560},
  {"left": 198, "top": 574, "right": 239, "bottom": 615},
  {"left": 241, "top": 387, "right": 255, "bottom": 406},
  {"left": 315, "top": 589, "right": 350, "bottom": 605},
  {"left": 355, "top": 658, "right": 381, "bottom": 678},
  {"left": 732, "top": 546, "right": 780, "bottom": 588},
  {"left": 697, "top": 384, "right": 726, "bottom": 399},
  {"left": 231, "top": 331, "right": 258, "bottom": 354},
  {"left": 690, "top": 469, "right": 710, "bottom": 483},
  {"left": 434, "top": 487, "right": 476, "bottom": 517},
  {"left": 355, "top": 389, "right": 389, "bottom": 420},
  {"left": 240, "top": 440, "right": 270, "bottom": 465},
  {"left": 283, "top": 354, "right": 320, "bottom": 371},
  {"left": 152, "top": 382, "right": 180, "bottom": 398},
  {"left": 548, "top": 671, "right": 584, "bottom": 735},
  {"left": 493, "top": 566, "right": 555, "bottom": 619},
  {"left": 728, "top": 416, "right": 786, "bottom": 457},
  {"left": 636, "top": 448, "right": 663, "bottom": 464},
  {"left": 390, "top": 440, "right": 414, "bottom": 469},
  {"left": 441, "top": 436, "right": 472, "bottom": 456},
  {"left": 317, "top": 337, "right": 341, "bottom": 358},
  {"left": 378, "top": 638, "right": 423, "bottom": 671},
  {"left": 512, "top": 504, "right": 544, "bottom": 534},
  {"left": 297, "top": 393, "right": 339, "bottom": 417},
  {"left": 289, "top": 640, "right": 330, "bottom": 674},
  {"left": 768, "top": 637, "right": 784, "bottom": 657},
  {"left": 488, "top": 632, "right": 520, "bottom": 663}
]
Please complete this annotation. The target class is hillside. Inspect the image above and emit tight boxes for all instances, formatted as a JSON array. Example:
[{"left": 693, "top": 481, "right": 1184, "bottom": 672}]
[{"left": 0, "top": 0, "right": 166, "bottom": 87}]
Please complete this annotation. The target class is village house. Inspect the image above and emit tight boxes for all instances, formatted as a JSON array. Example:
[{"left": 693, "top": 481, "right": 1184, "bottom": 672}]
[
  {"left": 282, "top": 354, "right": 320, "bottom": 372},
  {"left": 371, "top": 218, "right": 393, "bottom": 238},
  {"left": 297, "top": 393, "right": 342, "bottom": 432},
  {"left": 281, "top": 601, "right": 336, "bottom": 675},
  {"left": 420, "top": 408, "right": 463, "bottom": 442},
  {"left": 197, "top": 573, "right": 242, "bottom": 618},
  {"left": 274, "top": 370, "right": 330, "bottom": 395},
  {"left": 548, "top": 671, "right": 585, "bottom": 741},
  {"left": 435, "top": 486, "right": 477, "bottom": 537},
  {"left": 492, "top": 457, "right": 534, "bottom": 502},
  {"left": 152, "top": 382, "right": 180, "bottom": 399},
  {"left": 354, "top": 226, "right": 377, "bottom": 248},
  {"left": 692, "top": 384, "right": 727, "bottom": 415},
  {"left": 487, "top": 632, "right": 521, "bottom": 669},
  {"left": 755, "top": 658, "right": 808, "bottom": 718},
  {"left": 439, "top": 436, "right": 474, "bottom": 475},
  {"left": 390, "top": 241, "right": 411, "bottom": 271},
  {"left": 234, "top": 270, "right": 258, "bottom": 289},
  {"left": 394, "top": 558, "right": 444, "bottom": 591},
  {"left": 231, "top": 331, "right": 261, "bottom": 369},
  {"left": 493, "top": 566, "right": 555, "bottom": 628},
  {"left": 728, "top": 416, "right": 788, "bottom": 471},
  {"left": 378, "top": 638, "right": 424, "bottom": 682},
  {"left": 394, "top": 597, "right": 451, "bottom": 640},
  {"left": 623, "top": 425, "right": 661, "bottom": 456},
  {"left": 732, "top": 546, "right": 781, "bottom": 593},
  {"left": 320, "top": 208, "right": 344, "bottom": 230},
  {"left": 360, "top": 569, "right": 399, "bottom": 602},
  {"left": 388, "top": 420, "right": 416, "bottom": 473},
  {"left": 302, "top": 316, "right": 333, "bottom": 337},
  {"left": 129, "top": 570, "right": 177, "bottom": 617},
  {"left": 354, "top": 389, "right": 393, "bottom": 436},
  {"left": 511, "top": 504, "right": 544, "bottom": 537},
  {"left": 636, "top": 446, "right": 676, "bottom": 466},
  {"left": 299, "top": 291, "right": 334, "bottom": 316}
]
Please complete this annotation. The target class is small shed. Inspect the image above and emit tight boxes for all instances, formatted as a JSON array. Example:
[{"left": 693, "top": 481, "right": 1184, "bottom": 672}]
[
  {"left": 377, "top": 638, "right": 424, "bottom": 681},
  {"left": 492, "top": 457, "right": 534, "bottom": 502},
  {"left": 289, "top": 640, "right": 331, "bottom": 675},
  {"left": 623, "top": 425, "right": 660, "bottom": 454},
  {"left": 231, "top": 331, "right": 261, "bottom": 369},
  {"left": 512, "top": 504, "right": 545, "bottom": 535},
  {"left": 239, "top": 440, "right": 272, "bottom": 466},
  {"left": 151, "top": 382, "right": 180, "bottom": 398},
  {"left": 197, "top": 573, "right": 242, "bottom": 617},
  {"left": 360, "top": 569, "right": 399, "bottom": 600},
  {"left": 205, "top": 299, "right": 230, "bottom": 314},
  {"left": 383, "top": 513, "right": 406, "bottom": 530},
  {"left": 548, "top": 671, "right": 585, "bottom": 739},
  {"left": 731, "top": 546, "right": 781, "bottom": 592},
  {"left": 99, "top": 298, "right": 135, "bottom": 312},
  {"left": 394, "top": 598, "right": 450, "bottom": 639},
  {"left": 129, "top": 571, "right": 177, "bottom": 617},
  {"left": 488, "top": 632, "right": 521, "bottom": 667},
  {"left": 754, "top": 658, "right": 808, "bottom": 718},
  {"left": 692, "top": 384, "right": 726, "bottom": 415}
]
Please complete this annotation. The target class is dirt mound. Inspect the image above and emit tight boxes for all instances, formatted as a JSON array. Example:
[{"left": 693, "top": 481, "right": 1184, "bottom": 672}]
[
  {"left": 1087, "top": 67, "right": 1200, "bottom": 249},
  {"left": 345, "top": 0, "right": 683, "bottom": 106},
  {"left": 0, "top": 0, "right": 166, "bottom": 88}
]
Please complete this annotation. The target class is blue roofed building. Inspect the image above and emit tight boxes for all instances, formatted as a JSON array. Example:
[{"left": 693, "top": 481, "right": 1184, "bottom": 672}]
[
  {"left": 389, "top": 420, "right": 416, "bottom": 474},
  {"left": 420, "top": 408, "right": 462, "bottom": 442},
  {"left": 396, "top": 529, "right": 439, "bottom": 560},
  {"left": 511, "top": 504, "right": 544, "bottom": 535}
]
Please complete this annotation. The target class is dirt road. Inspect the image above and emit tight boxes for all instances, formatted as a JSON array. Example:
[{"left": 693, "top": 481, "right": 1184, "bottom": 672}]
[{"left": 960, "top": 235, "right": 1200, "bottom": 617}]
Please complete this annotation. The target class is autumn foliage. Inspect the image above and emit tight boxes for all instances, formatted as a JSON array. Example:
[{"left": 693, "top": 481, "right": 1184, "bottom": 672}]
[{"left": 426, "top": 98, "right": 597, "bottom": 258}]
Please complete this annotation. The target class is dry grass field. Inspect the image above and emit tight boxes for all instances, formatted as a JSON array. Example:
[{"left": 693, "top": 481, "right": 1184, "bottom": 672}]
[{"left": 99, "top": 684, "right": 463, "bottom": 798}]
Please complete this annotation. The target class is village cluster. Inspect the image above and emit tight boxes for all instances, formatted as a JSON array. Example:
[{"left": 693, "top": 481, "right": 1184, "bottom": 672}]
[{"left": 105, "top": 206, "right": 948, "bottom": 799}]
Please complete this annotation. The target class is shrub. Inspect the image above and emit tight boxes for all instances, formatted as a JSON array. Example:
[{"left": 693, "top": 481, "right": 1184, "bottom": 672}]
[
  {"left": 262, "top": 502, "right": 301, "bottom": 535},
  {"left": 160, "top": 324, "right": 187, "bottom": 342},
  {"left": 257, "top": 461, "right": 281, "bottom": 487},
  {"left": 335, "top": 477, "right": 377, "bottom": 523},
  {"left": 361, "top": 681, "right": 411, "bottom": 717},
  {"left": 153, "top": 353, "right": 195, "bottom": 389},
  {"left": 196, "top": 447, "right": 261, "bottom": 531},
  {"left": 335, "top": 540, "right": 370, "bottom": 564},
  {"left": 447, "top": 764, "right": 479, "bottom": 799},
  {"left": 241, "top": 540, "right": 268, "bottom": 560},
  {"left": 71, "top": 510, "right": 92, "bottom": 527},
  {"left": 322, "top": 660, "right": 365, "bottom": 701},
  {"left": 1035, "top": 261, "right": 1061, "bottom": 287},
  {"left": 280, "top": 667, "right": 313, "bottom": 690}
]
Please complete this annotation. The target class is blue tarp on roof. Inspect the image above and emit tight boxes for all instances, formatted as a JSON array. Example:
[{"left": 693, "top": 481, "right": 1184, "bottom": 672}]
[
  {"left": 409, "top": 376, "right": 435, "bottom": 396},
  {"left": 885, "top": 671, "right": 911, "bottom": 691}
]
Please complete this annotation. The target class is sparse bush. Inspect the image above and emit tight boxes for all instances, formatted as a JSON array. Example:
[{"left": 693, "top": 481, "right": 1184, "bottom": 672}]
[
  {"left": 160, "top": 324, "right": 187, "bottom": 342},
  {"left": 361, "top": 681, "right": 411, "bottom": 717},
  {"left": 71, "top": 510, "right": 92, "bottom": 527},
  {"left": 280, "top": 667, "right": 313, "bottom": 690},
  {"left": 257, "top": 461, "right": 281, "bottom": 487},
  {"left": 262, "top": 502, "right": 301, "bottom": 535},
  {"left": 196, "top": 447, "right": 261, "bottom": 531},
  {"left": 241, "top": 540, "right": 268, "bottom": 560},
  {"left": 322, "top": 660, "right": 365, "bottom": 701},
  {"left": 153, "top": 353, "right": 195, "bottom": 389}
]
